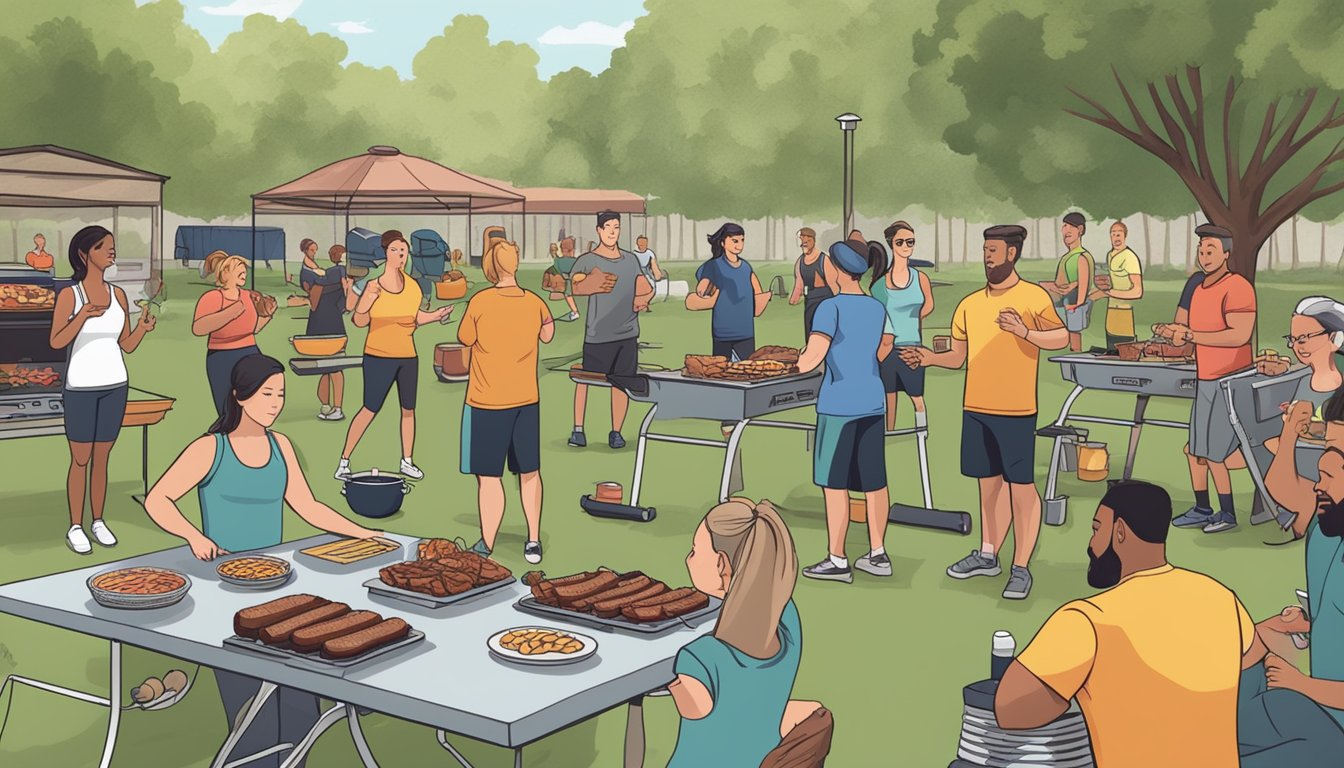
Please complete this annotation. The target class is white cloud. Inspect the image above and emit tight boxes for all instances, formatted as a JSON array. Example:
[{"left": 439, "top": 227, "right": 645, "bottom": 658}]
[
  {"left": 538, "top": 20, "right": 634, "bottom": 47},
  {"left": 332, "top": 20, "right": 374, "bottom": 35},
  {"left": 200, "top": 0, "right": 304, "bottom": 20}
]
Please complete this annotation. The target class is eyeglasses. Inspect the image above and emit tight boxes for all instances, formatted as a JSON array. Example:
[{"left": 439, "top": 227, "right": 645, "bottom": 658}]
[
  {"left": 892, "top": 238, "right": 916, "bottom": 247},
  {"left": 1284, "top": 330, "right": 1328, "bottom": 346}
]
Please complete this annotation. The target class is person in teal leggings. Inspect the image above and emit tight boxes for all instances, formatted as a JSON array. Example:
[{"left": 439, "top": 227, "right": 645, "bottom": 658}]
[{"left": 143, "top": 354, "right": 382, "bottom": 768}]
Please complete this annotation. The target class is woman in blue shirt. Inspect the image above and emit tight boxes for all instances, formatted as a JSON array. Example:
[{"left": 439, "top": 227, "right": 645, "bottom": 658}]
[
  {"left": 687, "top": 223, "right": 770, "bottom": 361},
  {"left": 797, "top": 239, "right": 892, "bottom": 584},
  {"left": 668, "top": 497, "right": 822, "bottom": 768},
  {"left": 144, "top": 354, "right": 381, "bottom": 768},
  {"left": 871, "top": 221, "right": 934, "bottom": 433}
]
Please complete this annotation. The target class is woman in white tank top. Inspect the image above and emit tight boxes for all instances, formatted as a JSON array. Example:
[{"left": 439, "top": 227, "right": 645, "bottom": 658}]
[{"left": 48, "top": 226, "right": 156, "bottom": 555}]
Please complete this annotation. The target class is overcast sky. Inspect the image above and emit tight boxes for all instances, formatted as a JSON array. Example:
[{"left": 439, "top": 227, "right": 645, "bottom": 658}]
[{"left": 150, "top": 0, "right": 647, "bottom": 79}]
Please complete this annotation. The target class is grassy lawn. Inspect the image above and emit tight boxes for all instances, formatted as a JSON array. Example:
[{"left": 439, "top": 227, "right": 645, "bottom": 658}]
[{"left": 0, "top": 259, "right": 1319, "bottom": 767}]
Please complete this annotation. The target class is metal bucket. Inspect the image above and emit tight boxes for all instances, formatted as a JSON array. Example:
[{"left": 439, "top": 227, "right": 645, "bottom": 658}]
[
  {"left": 1044, "top": 496, "right": 1068, "bottom": 526},
  {"left": 1058, "top": 428, "right": 1089, "bottom": 473},
  {"left": 1077, "top": 441, "right": 1109, "bottom": 482}
]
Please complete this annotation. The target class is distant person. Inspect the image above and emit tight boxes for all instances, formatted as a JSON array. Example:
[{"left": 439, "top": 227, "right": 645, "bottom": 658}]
[
  {"left": 192, "top": 251, "right": 276, "bottom": 418},
  {"left": 1093, "top": 221, "right": 1143, "bottom": 347},
  {"left": 1042, "top": 212, "right": 1094, "bottom": 353},
  {"left": 789, "top": 228, "right": 833, "bottom": 337},
  {"left": 1163, "top": 224, "right": 1256, "bottom": 533},
  {"left": 872, "top": 221, "right": 933, "bottom": 433},
  {"left": 996, "top": 481, "right": 1253, "bottom": 768},
  {"left": 568, "top": 211, "right": 654, "bottom": 450},
  {"left": 688, "top": 223, "right": 769, "bottom": 362},
  {"left": 143, "top": 353, "right": 382, "bottom": 768},
  {"left": 797, "top": 239, "right": 892, "bottom": 583},
  {"left": 335, "top": 230, "right": 451, "bottom": 481},
  {"left": 548, "top": 241, "right": 581, "bottom": 321},
  {"left": 49, "top": 226, "right": 155, "bottom": 555},
  {"left": 297, "top": 238, "right": 325, "bottom": 288},
  {"left": 901, "top": 225, "right": 1067, "bottom": 600},
  {"left": 669, "top": 498, "right": 827, "bottom": 767},
  {"left": 306, "top": 245, "right": 354, "bottom": 422},
  {"left": 632, "top": 235, "right": 666, "bottom": 305},
  {"left": 458, "top": 238, "right": 554, "bottom": 564},
  {"left": 25, "top": 233, "right": 53, "bottom": 272}
]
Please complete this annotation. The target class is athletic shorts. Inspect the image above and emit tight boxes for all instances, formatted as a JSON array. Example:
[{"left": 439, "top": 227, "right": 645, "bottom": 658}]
[
  {"left": 362, "top": 355, "right": 418, "bottom": 413},
  {"left": 460, "top": 403, "right": 541, "bottom": 477},
  {"left": 713, "top": 337, "right": 756, "bottom": 362},
  {"left": 961, "top": 411, "right": 1037, "bottom": 484},
  {"left": 581, "top": 338, "right": 638, "bottom": 377},
  {"left": 879, "top": 351, "right": 926, "bottom": 396},
  {"left": 63, "top": 385, "right": 128, "bottom": 443},
  {"left": 1189, "top": 378, "right": 1239, "bottom": 461},
  {"left": 813, "top": 414, "right": 886, "bottom": 493}
]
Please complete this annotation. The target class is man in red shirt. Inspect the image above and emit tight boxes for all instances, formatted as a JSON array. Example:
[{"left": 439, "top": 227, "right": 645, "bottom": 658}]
[
  {"left": 25, "top": 233, "right": 53, "bottom": 271},
  {"left": 1163, "top": 223, "right": 1256, "bottom": 533}
]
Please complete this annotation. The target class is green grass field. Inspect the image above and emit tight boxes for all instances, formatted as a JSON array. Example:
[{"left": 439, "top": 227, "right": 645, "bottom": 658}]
[{"left": 0, "top": 259, "right": 1320, "bottom": 767}]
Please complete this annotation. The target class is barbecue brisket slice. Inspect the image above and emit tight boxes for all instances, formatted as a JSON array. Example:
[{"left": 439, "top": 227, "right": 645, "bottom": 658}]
[
  {"left": 593, "top": 582, "right": 669, "bottom": 618},
  {"left": 570, "top": 574, "right": 655, "bottom": 612}
]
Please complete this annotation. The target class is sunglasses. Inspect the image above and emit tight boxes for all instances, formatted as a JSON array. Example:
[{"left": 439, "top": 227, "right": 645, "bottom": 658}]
[
  {"left": 1284, "top": 330, "right": 1328, "bottom": 346},
  {"left": 891, "top": 238, "right": 916, "bottom": 247}
]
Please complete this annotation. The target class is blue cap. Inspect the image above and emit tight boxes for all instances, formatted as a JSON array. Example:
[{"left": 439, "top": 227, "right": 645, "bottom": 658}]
[{"left": 829, "top": 240, "right": 869, "bottom": 275}]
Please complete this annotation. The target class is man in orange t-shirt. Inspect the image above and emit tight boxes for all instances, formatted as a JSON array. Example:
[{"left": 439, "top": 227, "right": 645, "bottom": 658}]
[
  {"left": 1163, "top": 223, "right": 1256, "bottom": 534},
  {"left": 25, "top": 233, "right": 53, "bottom": 271}
]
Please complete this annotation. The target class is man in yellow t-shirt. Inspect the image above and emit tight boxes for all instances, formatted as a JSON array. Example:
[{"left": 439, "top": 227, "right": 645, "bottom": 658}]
[
  {"left": 900, "top": 225, "right": 1067, "bottom": 600},
  {"left": 995, "top": 481, "right": 1253, "bottom": 768},
  {"left": 458, "top": 239, "right": 555, "bottom": 565},
  {"left": 1091, "top": 221, "right": 1143, "bottom": 348}
]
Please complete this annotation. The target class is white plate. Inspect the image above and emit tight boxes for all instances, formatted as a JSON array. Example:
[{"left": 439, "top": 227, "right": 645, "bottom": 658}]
[{"left": 487, "top": 627, "right": 597, "bottom": 666}]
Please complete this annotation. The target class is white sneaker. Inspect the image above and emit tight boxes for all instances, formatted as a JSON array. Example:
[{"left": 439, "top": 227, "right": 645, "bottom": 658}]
[
  {"left": 335, "top": 459, "right": 352, "bottom": 481},
  {"left": 318, "top": 407, "right": 345, "bottom": 421},
  {"left": 90, "top": 519, "right": 117, "bottom": 547},
  {"left": 399, "top": 458, "right": 424, "bottom": 480},
  {"left": 67, "top": 525, "right": 92, "bottom": 555}
]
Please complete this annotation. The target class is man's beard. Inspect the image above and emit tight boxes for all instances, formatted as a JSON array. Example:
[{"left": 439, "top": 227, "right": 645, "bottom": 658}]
[
  {"left": 985, "top": 261, "right": 1015, "bottom": 284},
  {"left": 1317, "top": 493, "right": 1344, "bottom": 538},
  {"left": 1087, "top": 544, "right": 1123, "bottom": 589}
]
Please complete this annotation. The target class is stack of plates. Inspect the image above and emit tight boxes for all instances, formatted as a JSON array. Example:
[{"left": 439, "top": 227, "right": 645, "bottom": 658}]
[{"left": 951, "top": 681, "right": 1094, "bottom": 768}]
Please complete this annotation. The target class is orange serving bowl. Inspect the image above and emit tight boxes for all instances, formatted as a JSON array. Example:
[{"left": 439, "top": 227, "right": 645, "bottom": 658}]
[
  {"left": 290, "top": 334, "right": 347, "bottom": 357},
  {"left": 436, "top": 278, "right": 467, "bottom": 301}
]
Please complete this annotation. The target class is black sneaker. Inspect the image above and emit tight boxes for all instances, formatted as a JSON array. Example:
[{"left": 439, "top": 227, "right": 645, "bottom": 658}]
[
  {"left": 802, "top": 558, "right": 853, "bottom": 584},
  {"left": 608, "top": 431, "right": 626, "bottom": 449},
  {"left": 524, "top": 541, "right": 543, "bottom": 564},
  {"left": 568, "top": 430, "right": 587, "bottom": 448}
]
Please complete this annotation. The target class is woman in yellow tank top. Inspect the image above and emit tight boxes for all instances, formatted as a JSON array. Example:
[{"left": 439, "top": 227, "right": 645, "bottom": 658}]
[{"left": 335, "top": 230, "right": 452, "bottom": 481}]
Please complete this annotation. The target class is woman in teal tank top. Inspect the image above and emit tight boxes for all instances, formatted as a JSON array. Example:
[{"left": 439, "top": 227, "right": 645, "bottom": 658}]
[
  {"left": 872, "top": 221, "right": 935, "bottom": 433},
  {"left": 667, "top": 499, "right": 831, "bottom": 767},
  {"left": 143, "top": 354, "right": 381, "bottom": 768}
]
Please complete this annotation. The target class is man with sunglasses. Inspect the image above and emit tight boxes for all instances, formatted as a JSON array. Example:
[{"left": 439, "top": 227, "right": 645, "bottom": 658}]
[{"left": 1162, "top": 223, "right": 1257, "bottom": 533}]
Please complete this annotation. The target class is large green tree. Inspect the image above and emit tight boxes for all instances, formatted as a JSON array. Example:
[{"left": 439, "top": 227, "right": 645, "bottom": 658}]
[{"left": 913, "top": 0, "right": 1344, "bottom": 281}]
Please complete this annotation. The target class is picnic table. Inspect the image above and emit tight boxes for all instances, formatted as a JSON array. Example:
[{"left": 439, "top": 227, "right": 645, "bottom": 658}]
[{"left": 0, "top": 533, "right": 712, "bottom": 767}]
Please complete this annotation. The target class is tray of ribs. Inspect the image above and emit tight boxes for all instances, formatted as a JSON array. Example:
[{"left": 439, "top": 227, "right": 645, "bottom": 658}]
[
  {"left": 683, "top": 351, "right": 798, "bottom": 382},
  {"left": 515, "top": 568, "right": 719, "bottom": 634},
  {"left": 1137, "top": 339, "right": 1194, "bottom": 362},
  {"left": 225, "top": 594, "right": 421, "bottom": 668},
  {"left": 366, "top": 537, "right": 515, "bottom": 608}
]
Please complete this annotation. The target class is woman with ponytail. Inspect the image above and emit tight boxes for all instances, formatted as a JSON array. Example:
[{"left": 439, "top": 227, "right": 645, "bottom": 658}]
[
  {"left": 143, "top": 353, "right": 379, "bottom": 768},
  {"left": 796, "top": 239, "right": 893, "bottom": 583},
  {"left": 192, "top": 250, "right": 276, "bottom": 417},
  {"left": 687, "top": 223, "right": 770, "bottom": 362},
  {"left": 669, "top": 499, "right": 825, "bottom": 767}
]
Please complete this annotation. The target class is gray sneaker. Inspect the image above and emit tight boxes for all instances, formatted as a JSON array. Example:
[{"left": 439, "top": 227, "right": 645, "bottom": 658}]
[
  {"left": 802, "top": 558, "right": 853, "bottom": 584},
  {"left": 1202, "top": 512, "right": 1238, "bottom": 533},
  {"left": 854, "top": 552, "right": 892, "bottom": 577},
  {"left": 1172, "top": 506, "right": 1214, "bottom": 528},
  {"left": 947, "top": 550, "right": 1001, "bottom": 580},
  {"left": 1002, "top": 566, "right": 1033, "bottom": 600},
  {"left": 470, "top": 539, "right": 492, "bottom": 558}
]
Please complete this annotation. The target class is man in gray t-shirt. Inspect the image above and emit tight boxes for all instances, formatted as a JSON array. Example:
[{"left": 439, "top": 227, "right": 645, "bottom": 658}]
[{"left": 569, "top": 211, "right": 654, "bottom": 450}]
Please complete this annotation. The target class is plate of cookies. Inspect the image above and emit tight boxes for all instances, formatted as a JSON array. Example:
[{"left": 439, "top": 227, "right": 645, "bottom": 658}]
[
  {"left": 487, "top": 626, "right": 597, "bottom": 666},
  {"left": 217, "top": 555, "right": 293, "bottom": 589}
]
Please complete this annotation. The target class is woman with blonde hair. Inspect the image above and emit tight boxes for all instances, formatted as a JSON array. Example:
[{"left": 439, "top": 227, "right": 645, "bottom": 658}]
[
  {"left": 669, "top": 498, "right": 823, "bottom": 767},
  {"left": 192, "top": 250, "right": 276, "bottom": 417}
]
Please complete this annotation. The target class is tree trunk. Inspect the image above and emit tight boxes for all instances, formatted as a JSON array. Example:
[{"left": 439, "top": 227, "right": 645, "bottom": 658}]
[
  {"left": 1322, "top": 220, "right": 1328, "bottom": 267},
  {"left": 961, "top": 218, "right": 968, "bottom": 268},
  {"left": 1035, "top": 218, "right": 1042, "bottom": 259},
  {"left": 1186, "top": 214, "right": 1194, "bottom": 271},
  {"left": 1143, "top": 214, "right": 1152, "bottom": 269},
  {"left": 934, "top": 214, "right": 941, "bottom": 265},
  {"left": 1291, "top": 215, "right": 1300, "bottom": 271},
  {"left": 1163, "top": 218, "right": 1171, "bottom": 267},
  {"left": 1270, "top": 229, "right": 1277, "bottom": 270}
]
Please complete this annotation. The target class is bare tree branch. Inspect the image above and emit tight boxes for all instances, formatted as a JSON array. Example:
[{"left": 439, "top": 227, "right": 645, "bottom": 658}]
[
  {"left": 1243, "top": 97, "right": 1281, "bottom": 188},
  {"left": 1065, "top": 88, "right": 1151, "bottom": 148},
  {"left": 1222, "top": 77, "right": 1240, "bottom": 203},
  {"left": 1166, "top": 66, "right": 1222, "bottom": 200},
  {"left": 1111, "top": 66, "right": 1170, "bottom": 150},
  {"left": 1260, "top": 90, "right": 1319, "bottom": 178},
  {"left": 1258, "top": 135, "right": 1344, "bottom": 236}
]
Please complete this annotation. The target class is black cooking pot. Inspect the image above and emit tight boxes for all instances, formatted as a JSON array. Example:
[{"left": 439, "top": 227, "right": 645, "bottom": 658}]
[{"left": 341, "top": 472, "right": 411, "bottom": 519}]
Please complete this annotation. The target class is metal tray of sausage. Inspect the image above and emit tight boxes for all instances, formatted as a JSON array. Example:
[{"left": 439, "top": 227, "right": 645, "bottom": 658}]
[
  {"left": 512, "top": 595, "right": 721, "bottom": 635},
  {"left": 222, "top": 630, "right": 425, "bottom": 669}
]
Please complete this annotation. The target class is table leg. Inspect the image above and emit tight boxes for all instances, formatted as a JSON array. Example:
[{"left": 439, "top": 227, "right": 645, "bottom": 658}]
[
  {"left": 515, "top": 748, "right": 523, "bottom": 768},
  {"left": 915, "top": 427, "right": 933, "bottom": 509},
  {"left": 346, "top": 705, "right": 379, "bottom": 768},
  {"left": 720, "top": 420, "right": 749, "bottom": 502},
  {"left": 132, "top": 424, "right": 149, "bottom": 507},
  {"left": 435, "top": 730, "right": 476, "bottom": 768},
  {"left": 1044, "top": 385, "right": 1086, "bottom": 501},
  {"left": 1122, "top": 395, "right": 1150, "bottom": 481},
  {"left": 278, "top": 703, "right": 347, "bottom": 768},
  {"left": 211, "top": 681, "right": 280, "bottom": 768},
  {"left": 630, "top": 405, "right": 659, "bottom": 508},
  {"left": 98, "top": 640, "right": 122, "bottom": 768},
  {"left": 623, "top": 697, "right": 645, "bottom": 768}
]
